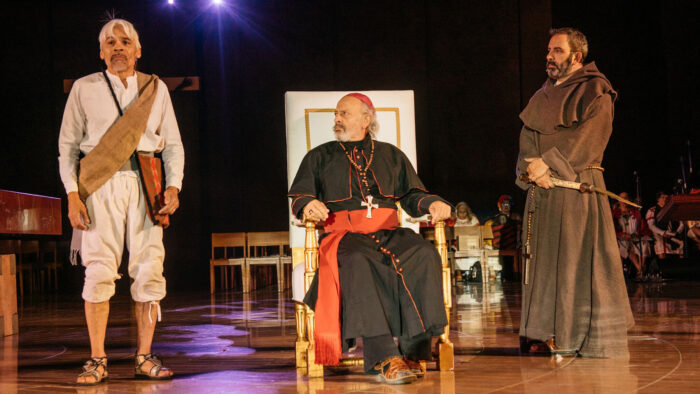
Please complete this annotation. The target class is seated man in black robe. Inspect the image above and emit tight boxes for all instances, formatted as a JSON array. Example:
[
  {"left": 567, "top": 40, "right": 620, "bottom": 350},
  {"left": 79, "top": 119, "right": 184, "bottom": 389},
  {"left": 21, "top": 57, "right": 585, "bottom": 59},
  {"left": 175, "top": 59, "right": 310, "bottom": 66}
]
[{"left": 288, "top": 93, "right": 451, "bottom": 384}]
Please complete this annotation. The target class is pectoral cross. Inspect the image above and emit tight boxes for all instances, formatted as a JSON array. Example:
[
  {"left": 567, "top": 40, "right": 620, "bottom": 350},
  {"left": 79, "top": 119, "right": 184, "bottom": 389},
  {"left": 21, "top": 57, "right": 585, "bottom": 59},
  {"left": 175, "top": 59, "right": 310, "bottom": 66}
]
[{"left": 361, "top": 195, "right": 379, "bottom": 218}]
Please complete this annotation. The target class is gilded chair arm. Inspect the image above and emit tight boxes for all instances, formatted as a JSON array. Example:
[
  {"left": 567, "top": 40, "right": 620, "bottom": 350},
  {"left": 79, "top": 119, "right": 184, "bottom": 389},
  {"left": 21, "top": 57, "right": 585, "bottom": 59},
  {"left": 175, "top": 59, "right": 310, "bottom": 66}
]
[{"left": 303, "top": 218, "right": 319, "bottom": 294}]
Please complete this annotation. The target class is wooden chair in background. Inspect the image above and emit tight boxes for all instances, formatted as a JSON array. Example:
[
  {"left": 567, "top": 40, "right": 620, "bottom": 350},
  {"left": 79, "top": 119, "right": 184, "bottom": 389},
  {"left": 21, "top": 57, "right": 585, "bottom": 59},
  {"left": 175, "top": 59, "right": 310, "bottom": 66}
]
[
  {"left": 210, "top": 233, "right": 248, "bottom": 294},
  {"left": 18, "top": 241, "right": 40, "bottom": 298},
  {"left": 246, "top": 231, "right": 290, "bottom": 293},
  {"left": 39, "top": 240, "right": 59, "bottom": 291}
]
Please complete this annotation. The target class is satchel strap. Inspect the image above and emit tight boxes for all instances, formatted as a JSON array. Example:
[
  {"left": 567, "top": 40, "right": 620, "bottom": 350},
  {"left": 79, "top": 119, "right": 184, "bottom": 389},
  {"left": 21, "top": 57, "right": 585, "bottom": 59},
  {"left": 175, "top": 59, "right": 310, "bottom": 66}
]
[{"left": 102, "top": 70, "right": 124, "bottom": 117}]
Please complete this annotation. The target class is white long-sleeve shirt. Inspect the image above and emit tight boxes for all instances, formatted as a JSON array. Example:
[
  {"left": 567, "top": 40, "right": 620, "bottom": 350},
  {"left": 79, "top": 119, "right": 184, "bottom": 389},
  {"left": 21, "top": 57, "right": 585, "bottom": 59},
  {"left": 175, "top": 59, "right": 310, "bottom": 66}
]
[{"left": 58, "top": 70, "right": 185, "bottom": 194}]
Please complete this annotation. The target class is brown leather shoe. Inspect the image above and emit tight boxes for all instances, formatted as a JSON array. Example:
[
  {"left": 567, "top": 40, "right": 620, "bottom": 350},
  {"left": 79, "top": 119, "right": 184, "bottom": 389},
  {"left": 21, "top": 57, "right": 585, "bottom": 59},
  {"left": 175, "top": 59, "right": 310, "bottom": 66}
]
[
  {"left": 374, "top": 356, "right": 417, "bottom": 384},
  {"left": 403, "top": 358, "right": 426, "bottom": 378}
]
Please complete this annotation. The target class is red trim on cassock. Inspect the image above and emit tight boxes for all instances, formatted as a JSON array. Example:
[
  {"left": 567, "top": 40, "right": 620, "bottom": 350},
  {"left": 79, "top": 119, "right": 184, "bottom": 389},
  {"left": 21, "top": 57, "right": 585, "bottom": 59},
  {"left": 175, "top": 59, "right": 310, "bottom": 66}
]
[
  {"left": 314, "top": 208, "right": 399, "bottom": 365},
  {"left": 325, "top": 165, "right": 353, "bottom": 204},
  {"left": 417, "top": 195, "right": 437, "bottom": 213},
  {"left": 290, "top": 194, "right": 316, "bottom": 212},
  {"left": 369, "top": 169, "right": 397, "bottom": 198},
  {"left": 385, "top": 252, "right": 426, "bottom": 331}
]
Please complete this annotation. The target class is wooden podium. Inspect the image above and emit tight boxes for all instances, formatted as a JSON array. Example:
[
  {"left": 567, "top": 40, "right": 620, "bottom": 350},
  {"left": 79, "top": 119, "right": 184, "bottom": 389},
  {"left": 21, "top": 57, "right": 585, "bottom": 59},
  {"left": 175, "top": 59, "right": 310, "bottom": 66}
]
[
  {"left": 656, "top": 194, "right": 700, "bottom": 225},
  {"left": 0, "top": 256, "right": 17, "bottom": 336},
  {"left": 0, "top": 189, "right": 62, "bottom": 336}
]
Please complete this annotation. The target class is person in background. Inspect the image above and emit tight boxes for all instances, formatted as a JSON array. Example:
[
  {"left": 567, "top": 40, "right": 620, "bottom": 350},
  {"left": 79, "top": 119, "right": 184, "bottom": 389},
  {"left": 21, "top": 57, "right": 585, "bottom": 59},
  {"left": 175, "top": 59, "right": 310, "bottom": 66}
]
[
  {"left": 613, "top": 197, "right": 652, "bottom": 281},
  {"left": 453, "top": 201, "right": 479, "bottom": 227},
  {"left": 646, "top": 191, "right": 685, "bottom": 259}
]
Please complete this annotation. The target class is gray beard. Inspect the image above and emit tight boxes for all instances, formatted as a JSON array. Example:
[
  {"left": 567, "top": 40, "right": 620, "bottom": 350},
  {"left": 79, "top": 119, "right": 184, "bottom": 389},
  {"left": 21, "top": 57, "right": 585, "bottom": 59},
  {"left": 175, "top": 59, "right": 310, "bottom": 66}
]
[
  {"left": 546, "top": 56, "right": 573, "bottom": 80},
  {"left": 111, "top": 61, "right": 128, "bottom": 72},
  {"left": 333, "top": 126, "right": 351, "bottom": 142}
]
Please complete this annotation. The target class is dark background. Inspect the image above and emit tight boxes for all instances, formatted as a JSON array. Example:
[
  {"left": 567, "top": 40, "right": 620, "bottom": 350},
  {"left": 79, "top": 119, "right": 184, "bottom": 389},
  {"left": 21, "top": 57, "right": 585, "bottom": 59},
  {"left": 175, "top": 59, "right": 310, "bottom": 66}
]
[{"left": 2, "top": 0, "right": 698, "bottom": 291}]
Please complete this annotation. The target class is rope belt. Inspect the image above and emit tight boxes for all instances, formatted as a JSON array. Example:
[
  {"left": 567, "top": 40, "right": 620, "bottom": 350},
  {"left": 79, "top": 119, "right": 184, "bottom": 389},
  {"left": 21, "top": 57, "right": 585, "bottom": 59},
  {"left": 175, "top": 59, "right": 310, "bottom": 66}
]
[{"left": 586, "top": 165, "right": 604, "bottom": 172}]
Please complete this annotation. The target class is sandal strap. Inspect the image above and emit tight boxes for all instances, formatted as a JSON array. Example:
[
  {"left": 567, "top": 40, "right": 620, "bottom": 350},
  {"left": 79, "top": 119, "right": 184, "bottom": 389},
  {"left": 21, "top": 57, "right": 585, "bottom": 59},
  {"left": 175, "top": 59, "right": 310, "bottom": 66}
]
[
  {"left": 79, "top": 357, "right": 107, "bottom": 381},
  {"left": 82, "top": 357, "right": 107, "bottom": 372},
  {"left": 136, "top": 353, "right": 165, "bottom": 377},
  {"left": 78, "top": 368, "right": 100, "bottom": 381}
]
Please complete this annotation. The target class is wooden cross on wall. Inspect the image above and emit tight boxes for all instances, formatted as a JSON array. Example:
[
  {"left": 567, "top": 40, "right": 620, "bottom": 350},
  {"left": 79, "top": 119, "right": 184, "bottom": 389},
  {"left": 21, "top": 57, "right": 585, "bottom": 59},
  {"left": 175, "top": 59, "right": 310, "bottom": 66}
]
[{"left": 63, "top": 76, "right": 200, "bottom": 93}]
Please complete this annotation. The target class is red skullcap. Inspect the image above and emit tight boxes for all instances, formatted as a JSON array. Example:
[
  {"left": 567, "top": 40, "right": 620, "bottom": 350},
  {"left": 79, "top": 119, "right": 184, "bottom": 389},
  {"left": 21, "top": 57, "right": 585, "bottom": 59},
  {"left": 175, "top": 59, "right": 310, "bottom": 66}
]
[
  {"left": 344, "top": 93, "right": 375, "bottom": 113},
  {"left": 498, "top": 194, "right": 513, "bottom": 205}
]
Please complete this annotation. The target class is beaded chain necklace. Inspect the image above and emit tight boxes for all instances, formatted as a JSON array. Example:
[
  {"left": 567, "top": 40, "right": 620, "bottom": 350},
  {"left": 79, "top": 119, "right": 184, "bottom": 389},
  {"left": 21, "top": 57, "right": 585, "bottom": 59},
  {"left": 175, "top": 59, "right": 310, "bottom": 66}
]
[{"left": 338, "top": 138, "right": 375, "bottom": 189}]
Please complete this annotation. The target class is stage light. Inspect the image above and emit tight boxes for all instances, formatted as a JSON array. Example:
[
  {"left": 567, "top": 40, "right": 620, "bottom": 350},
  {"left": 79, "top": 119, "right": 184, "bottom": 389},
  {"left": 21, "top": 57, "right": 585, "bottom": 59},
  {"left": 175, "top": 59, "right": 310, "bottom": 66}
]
[
  {"left": 167, "top": 0, "right": 174, "bottom": 4},
  {"left": 212, "top": 0, "right": 223, "bottom": 5}
]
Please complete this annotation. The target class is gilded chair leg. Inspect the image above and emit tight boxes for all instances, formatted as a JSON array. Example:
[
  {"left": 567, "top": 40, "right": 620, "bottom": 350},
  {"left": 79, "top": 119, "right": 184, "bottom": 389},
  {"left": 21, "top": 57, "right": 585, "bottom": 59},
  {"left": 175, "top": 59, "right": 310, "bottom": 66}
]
[
  {"left": 434, "top": 221, "right": 455, "bottom": 371},
  {"left": 305, "top": 308, "right": 323, "bottom": 377},
  {"left": 437, "top": 318, "right": 454, "bottom": 371},
  {"left": 295, "top": 302, "right": 309, "bottom": 369},
  {"left": 437, "top": 340, "right": 455, "bottom": 371},
  {"left": 306, "top": 346, "right": 324, "bottom": 378}
]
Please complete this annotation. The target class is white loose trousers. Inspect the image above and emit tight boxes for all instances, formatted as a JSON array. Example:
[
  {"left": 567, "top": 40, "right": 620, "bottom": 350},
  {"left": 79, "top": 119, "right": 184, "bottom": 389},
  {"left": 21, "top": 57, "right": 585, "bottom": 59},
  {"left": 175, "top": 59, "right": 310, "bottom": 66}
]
[{"left": 81, "top": 171, "right": 166, "bottom": 303}]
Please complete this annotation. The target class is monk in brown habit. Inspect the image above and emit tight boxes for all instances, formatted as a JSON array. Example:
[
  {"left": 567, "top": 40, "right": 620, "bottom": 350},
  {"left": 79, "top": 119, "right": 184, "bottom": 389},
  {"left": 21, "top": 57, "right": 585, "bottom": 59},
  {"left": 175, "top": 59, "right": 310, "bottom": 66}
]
[
  {"left": 516, "top": 28, "right": 634, "bottom": 358},
  {"left": 289, "top": 93, "right": 451, "bottom": 384}
]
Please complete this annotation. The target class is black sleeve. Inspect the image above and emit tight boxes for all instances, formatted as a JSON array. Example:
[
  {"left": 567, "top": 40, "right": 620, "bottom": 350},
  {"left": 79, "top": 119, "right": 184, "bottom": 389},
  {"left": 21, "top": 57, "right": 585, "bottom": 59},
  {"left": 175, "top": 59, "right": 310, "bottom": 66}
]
[
  {"left": 394, "top": 149, "right": 452, "bottom": 217},
  {"left": 288, "top": 150, "right": 320, "bottom": 219}
]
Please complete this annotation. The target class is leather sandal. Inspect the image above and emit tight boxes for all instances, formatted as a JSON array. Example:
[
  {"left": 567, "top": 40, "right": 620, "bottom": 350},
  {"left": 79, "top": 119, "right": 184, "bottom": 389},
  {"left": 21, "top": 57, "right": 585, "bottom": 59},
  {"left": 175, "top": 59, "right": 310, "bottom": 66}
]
[
  {"left": 76, "top": 357, "right": 108, "bottom": 386},
  {"left": 544, "top": 338, "right": 577, "bottom": 355},
  {"left": 374, "top": 356, "right": 417, "bottom": 385},
  {"left": 520, "top": 337, "right": 577, "bottom": 356},
  {"left": 135, "top": 353, "right": 173, "bottom": 380},
  {"left": 403, "top": 357, "right": 426, "bottom": 378}
]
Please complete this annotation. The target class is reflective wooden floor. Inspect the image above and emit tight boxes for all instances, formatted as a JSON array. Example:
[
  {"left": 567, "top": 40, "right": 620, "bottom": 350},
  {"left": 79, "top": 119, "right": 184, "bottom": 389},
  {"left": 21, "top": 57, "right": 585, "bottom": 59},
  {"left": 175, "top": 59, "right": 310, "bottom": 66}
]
[{"left": 3, "top": 279, "right": 700, "bottom": 393}]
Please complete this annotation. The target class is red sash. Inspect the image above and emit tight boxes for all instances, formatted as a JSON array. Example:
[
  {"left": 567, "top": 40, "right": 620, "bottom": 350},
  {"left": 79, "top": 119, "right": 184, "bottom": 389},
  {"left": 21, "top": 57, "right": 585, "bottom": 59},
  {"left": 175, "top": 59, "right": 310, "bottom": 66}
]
[{"left": 315, "top": 208, "right": 399, "bottom": 365}]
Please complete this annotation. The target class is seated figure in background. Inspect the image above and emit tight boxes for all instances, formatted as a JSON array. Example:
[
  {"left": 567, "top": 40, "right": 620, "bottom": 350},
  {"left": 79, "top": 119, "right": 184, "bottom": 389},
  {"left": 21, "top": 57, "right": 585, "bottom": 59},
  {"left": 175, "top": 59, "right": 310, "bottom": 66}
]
[
  {"left": 646, "top": 191, "right": 685, "bottom": 259},
  {"left": 486, "top": 194, "right": 521, "bottom": 251},
  {"left": 453, "top": 201, "right": 480, "bottom": 227},
  {"left": 483, "top": 195, "right": 522, "bottom": 280},
  {"left": 450, "top": 201, "right": 481, "bottom": 281},
  {"left": 687, "top": 189, "right": 700, "bottom": 254},
  {"left": 688, "top": 221, "right": 700, "bottom": 251},
  {"left": 613, "top": 195, "right": 652, "bottom": 281}
]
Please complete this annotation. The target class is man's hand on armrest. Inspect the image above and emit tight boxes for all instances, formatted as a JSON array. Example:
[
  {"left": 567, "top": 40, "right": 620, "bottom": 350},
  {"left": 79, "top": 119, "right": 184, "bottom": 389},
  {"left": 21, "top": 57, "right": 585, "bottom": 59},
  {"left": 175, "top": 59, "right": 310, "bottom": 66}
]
[
  {"left": 429, "top": 201, "right": 451, "bottom": 224},
  {"left": 303, "top": 199, "right": 330, "bottom": 222}
]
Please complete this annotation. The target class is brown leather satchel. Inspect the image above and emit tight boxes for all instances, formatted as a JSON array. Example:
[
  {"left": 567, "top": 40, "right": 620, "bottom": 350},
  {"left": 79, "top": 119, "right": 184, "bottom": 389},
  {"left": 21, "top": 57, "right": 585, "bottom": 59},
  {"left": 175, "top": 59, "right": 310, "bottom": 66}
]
[{"left": 136, "top": 154, "right": 170, "bottom": 228}]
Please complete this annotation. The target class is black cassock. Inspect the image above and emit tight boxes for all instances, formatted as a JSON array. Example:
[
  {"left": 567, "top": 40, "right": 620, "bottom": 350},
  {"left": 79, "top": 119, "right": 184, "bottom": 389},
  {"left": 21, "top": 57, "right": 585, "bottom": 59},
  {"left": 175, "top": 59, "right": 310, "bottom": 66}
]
[{"left": 288, "top": 135, "right": 450, "bottom": 369}]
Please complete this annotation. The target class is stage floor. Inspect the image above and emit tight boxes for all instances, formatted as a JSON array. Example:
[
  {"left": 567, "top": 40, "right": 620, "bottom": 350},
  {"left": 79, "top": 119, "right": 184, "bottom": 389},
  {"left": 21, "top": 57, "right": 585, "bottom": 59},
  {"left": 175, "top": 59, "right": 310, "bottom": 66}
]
[{"left": 3, "top": 279, "right": 700, "bottom": 393}]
